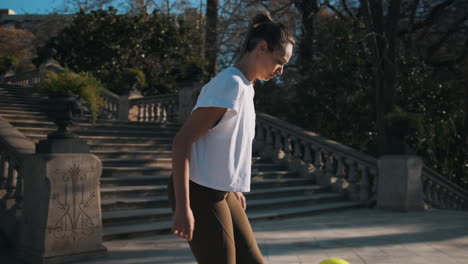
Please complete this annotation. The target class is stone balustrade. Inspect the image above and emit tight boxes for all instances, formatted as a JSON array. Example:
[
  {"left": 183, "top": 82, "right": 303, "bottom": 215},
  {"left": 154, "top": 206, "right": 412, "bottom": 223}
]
[
  {"left": 0, "top": 116, "right": 35, "bottom": 245},
  {"left": 130, "top": 94, "right": 178, "bottom": 122},
  {"left": 4, "top": 70, "right": 41, "bottom": 86},
  {"left": 255, "top": 113, "right": 378, "bottom": 204},
  {"left": 422, "top": 166, "right": 468, "bottom": 210}
]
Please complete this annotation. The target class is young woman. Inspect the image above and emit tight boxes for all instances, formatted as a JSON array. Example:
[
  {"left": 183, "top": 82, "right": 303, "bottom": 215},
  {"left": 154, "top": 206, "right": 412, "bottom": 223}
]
[{"left": 168, "top": 11, "right": 294, "bottom": 264}]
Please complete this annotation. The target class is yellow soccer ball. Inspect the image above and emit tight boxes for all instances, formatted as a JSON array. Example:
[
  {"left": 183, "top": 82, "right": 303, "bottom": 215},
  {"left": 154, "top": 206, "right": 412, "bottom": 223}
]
[{"left": 320, "top": 258, "right": 351, "bottom": 264}]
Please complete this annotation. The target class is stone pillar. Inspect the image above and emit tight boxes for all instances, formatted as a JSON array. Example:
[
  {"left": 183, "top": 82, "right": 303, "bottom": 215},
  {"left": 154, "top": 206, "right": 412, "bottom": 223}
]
[
  {"left": 18, "top": 154, "right": 107, "bottom": 264},
  {"left": 178, "top": 81, "right": 201, "bottom": 124},
  {"left": 377, "top": 155, "right": 425, "bottom": 211},
  {"left": 126, "top": 89, "right": 143, "bottom": 122},
  {"left": 118, "top": 95, "right": 129, "bottom": 121}
]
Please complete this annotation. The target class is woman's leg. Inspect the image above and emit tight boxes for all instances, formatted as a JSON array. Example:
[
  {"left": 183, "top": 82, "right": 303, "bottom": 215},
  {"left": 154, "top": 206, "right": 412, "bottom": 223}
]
[
  {"left": 225, "top": 192, "right": 265, "bottom": 264},
  {"left": 168, "top": 178, "right": 237, "bottom": 264}
]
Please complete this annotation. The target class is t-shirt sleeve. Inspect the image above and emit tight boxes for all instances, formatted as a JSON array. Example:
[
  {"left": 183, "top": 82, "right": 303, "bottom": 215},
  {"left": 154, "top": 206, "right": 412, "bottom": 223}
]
[{"left": 192, "top": 77, "right": 242, "bottom": 114}]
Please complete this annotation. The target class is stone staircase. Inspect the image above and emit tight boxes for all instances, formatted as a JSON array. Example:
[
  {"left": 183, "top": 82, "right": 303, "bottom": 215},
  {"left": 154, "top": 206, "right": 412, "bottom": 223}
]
[{"left": 0, "top": 84, "right": 365, "bottom": 241}]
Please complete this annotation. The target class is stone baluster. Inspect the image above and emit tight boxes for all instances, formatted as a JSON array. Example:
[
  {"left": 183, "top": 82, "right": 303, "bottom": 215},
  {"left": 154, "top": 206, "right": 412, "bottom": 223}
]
[
  {"left": 161, "top": 103, "right": 168, "bottom": 122},
  {"left": 423, "top": 179, "right": 432, "bottom": 205},
  {"left": 152, "top": 103, "right": 158, "bottom": 122},
  {"left": 332, "top": 155, "right": 346, "bottom": 192},
  {"left": 169, "top": 100, "right": 176, "bottom": 121},
  {"left": 282, "top": 132, "right": 292, "bottom": 165},
  {"left": 3, "top": 160, "right": 12, "bottom": 198},
  {"left": 359, "top": 164, "right": 370, "bottom": 201},
  {"left": 346, "top": 159, "right": 359, "bottom": 200},
  {"left": 260, "top": 126, "right": 274, "bottom": 160},
  {"left": 272, "top": 128, "right": 284, "bottom": 164},
  {"left": 322, "top": 151, "right": 335, "bottom": 187},
  {"left": 137, "top": 102, "right": 142, "bottom": 122},
  {"left": 157, "top": 102, "right": 163, "bottom": 122},
  {"left": 370, "top": 168, "right": 378, "bottom": 203},
  {"left": 291, "top": 137, "right": 303, "bottom": 174},
  {"left": 14, "top": 166, "right": 23, "bottom": 208},
  {"left": 301, "top": 142, "right": 314, "bottom": 178},
  {"left": 313, "top": 147, "right": 326, "bottom": 185},
  {"left": 148, "top": 103, "right": 154, "bottom": 122},
  {"left": 253, "top": 123, "right": 265, "bottom": 154},
  {"left": 0, "top": 155, "right": 6, "bottom": 189}
]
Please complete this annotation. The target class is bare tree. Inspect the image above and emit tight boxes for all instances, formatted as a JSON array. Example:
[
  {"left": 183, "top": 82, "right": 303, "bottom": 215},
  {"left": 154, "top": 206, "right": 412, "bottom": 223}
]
[{"left": 205, "top": 0, "right": 219, "bottom": 76}]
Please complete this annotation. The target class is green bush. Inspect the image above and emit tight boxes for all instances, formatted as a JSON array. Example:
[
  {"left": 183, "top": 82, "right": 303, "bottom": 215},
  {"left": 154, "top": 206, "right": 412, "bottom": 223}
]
[{"left": 43, "top": 69, "right": 104, "bottom": 123}]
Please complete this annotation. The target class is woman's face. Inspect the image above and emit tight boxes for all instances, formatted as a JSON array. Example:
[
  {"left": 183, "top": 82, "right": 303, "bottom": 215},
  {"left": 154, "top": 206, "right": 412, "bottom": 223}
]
[{"left": 255, "top": 41, "right": 293, "bottom": 81}]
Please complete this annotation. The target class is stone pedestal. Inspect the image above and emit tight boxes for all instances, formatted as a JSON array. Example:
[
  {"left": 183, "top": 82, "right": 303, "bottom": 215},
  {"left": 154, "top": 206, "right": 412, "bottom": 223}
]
[
  {"left": 18, "top": 154, "right": 107, "bottom": 264},
  {"left": 377, "top": 155, "right": 425, "bottom": 211}
]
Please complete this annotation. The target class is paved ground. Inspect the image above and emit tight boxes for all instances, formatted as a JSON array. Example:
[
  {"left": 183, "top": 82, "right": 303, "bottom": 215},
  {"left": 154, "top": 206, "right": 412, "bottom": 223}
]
[{"left": 2, "top": 208, "right": 468, "bottom": 264}]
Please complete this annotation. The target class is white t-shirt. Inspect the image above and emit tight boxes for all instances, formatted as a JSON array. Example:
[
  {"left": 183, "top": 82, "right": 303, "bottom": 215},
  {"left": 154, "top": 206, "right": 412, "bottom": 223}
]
[{"left": 189, "top": 66, "right": 255, "bottom": 192}]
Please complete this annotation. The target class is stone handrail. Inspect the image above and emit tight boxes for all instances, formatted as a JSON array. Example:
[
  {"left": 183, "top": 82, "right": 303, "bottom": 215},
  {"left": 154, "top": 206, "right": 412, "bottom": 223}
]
[
  {"left": 422, "top": 166, "right": 468, "bottom": 210},
  {"left": 4, "top": 70, "right": 41, "bottom": 86},
  {"left": 129, "top": 94, "right": 178, "bottom": 122},
  {"left": 0, "top": 116, "right": 35, "bottom": 212},
  {"left": 255, "top": 112, "right": 378, "bottom": 205}
]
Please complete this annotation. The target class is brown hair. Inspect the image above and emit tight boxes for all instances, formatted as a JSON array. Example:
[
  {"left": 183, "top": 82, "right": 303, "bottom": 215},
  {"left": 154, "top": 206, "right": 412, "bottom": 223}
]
[{"left": 239, "top": 10, "right": 295, "bottom": 58}]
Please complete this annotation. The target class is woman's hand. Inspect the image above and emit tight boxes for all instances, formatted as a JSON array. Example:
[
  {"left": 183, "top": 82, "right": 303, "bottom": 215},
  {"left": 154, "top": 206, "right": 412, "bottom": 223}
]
[
  {"left": 233, "top": 192, "right": 247, "bottom": 210},
  {"left": 172, "top": 207, "right": 195, "bottom": 241}
]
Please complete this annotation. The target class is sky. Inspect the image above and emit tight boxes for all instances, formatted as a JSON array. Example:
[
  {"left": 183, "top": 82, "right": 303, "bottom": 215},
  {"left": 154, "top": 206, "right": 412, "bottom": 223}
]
[
  {"left": 0, "top": 0, "right": 201, "bottom": 14},
  {"left": 0, "top": 0, "right": 62, "bottom": 14}
]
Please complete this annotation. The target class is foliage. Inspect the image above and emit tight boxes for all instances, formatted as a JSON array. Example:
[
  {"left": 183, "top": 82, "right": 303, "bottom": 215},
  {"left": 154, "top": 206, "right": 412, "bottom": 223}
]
[
  {"left": 108, "top": 67, "right": 147, "bottom": 95},
  {"left": 43, "top": 69, "right": 104, "bottom": 123},
  {"left": 36, "top": 7, "right": 207, "bottom": 95},
  {"left": 0, "top": 26, "right": 36, "bottom": 74}
]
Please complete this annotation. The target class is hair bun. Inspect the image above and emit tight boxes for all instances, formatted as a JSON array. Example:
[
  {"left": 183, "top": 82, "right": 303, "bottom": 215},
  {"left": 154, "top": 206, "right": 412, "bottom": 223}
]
[{"left": 251, "top": 10, "right": 273, "bottom": 28}]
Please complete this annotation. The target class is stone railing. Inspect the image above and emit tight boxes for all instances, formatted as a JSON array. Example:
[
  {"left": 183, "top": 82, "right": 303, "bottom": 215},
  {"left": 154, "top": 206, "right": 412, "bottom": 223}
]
[
  {"left": 4, "top": 70, "right": 41, "bottom": 86},
  {"left": 254, "top": 113, "right": 378, "bottom": 205},
  {"left": 0, "top": 116, "right": 35, "bottom": 244},
  {"left": 422, "top": 166, "right": 468, "bottom": 210},
  {"left": 3, "top": 66, "right": 468, "bottom": 211},
  {"left": 129, "top": 94, "right": 178, "bottom": 122}
]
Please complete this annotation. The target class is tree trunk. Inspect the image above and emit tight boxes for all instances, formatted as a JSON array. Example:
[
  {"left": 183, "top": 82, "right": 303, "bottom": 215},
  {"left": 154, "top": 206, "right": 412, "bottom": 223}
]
[
  {"left": 205, "top": 0, "right": 219, "bottom": 76},
  {"left": 294, "top": 0, "right": 319, "bottom": 66},
  {"left": 361, "top": 0, "right": 401, "bottom": 155}
]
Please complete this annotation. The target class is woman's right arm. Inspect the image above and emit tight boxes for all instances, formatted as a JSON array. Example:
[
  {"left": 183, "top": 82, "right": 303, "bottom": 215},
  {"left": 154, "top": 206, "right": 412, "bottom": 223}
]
[{"left": 171, "top": 106, "right": 227, "bottom": 241}]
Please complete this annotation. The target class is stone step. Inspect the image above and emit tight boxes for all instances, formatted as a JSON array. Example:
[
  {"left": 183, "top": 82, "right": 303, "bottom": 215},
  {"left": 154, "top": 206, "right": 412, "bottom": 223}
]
[
  {"left": 101, "top": 185, "right": 332, "bottom": 211},
  {"left": 100, "top": 177, "right": 314, "bottom": 199},
  {"left": 92, "top": 150, "right": 173, "bottom": 159},
  {"left": 100, "top": 175, "right": 170, "bottom": 188},
  {"left": 103, "top": 192, "right": 344, "bottom": 226},
  {"left": 102, "top": 158, "right": 172, "bottom": 167},
  {"left": 102, "top": 166, "right": 172, "bottom": 177},
  {"left": 17, "top": 127, "right": 177, "bottom": 138},
  {"left": 103, "top": 220, "right": 173, "bottom": 241},
  {"left": 0, "top": 91, "right": 43, "bottom": 97},
  {"left": 0, "top": 97, "right": 42, "bottom": 104},
  {"left": 89, "top": 143, "right": 173, "bottom": 151},
  {"left": 0, "top": 109, "right": 46, "bottom": 116},
  {"left": 100, "top": 184, "right": 169, "bottom": 198},
  {"left": 24, "top": 134, "right": 174, "bottom": 144},
  {"left": 0, "top": 112, "right": 48, "bottom": 120},
  {"left": 100, "top": 158, "right": 284, "bottom": 171},
  {"left": 0, "top": 105, "right": 43, "bottom": 111},
  {"left": 102, "top": 201, "right": 364, "bottom": 240}
]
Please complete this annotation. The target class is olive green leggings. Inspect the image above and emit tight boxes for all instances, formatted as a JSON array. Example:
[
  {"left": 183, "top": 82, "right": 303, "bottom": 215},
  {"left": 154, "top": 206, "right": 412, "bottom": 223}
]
[{"left": 168, "top": 178, "right": 265, "bottom": 264}]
